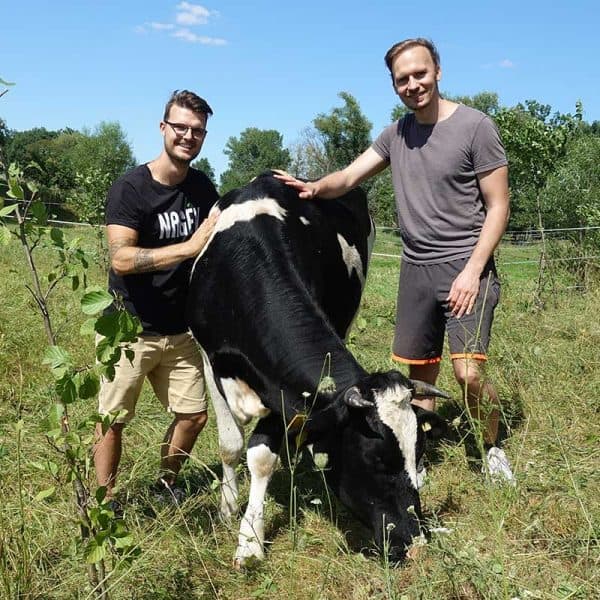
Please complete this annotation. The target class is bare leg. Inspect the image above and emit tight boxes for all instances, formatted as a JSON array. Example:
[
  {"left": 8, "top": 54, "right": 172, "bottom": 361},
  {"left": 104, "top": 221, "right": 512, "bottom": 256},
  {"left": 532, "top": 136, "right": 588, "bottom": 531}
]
[
  {"left": 452, "top": 358, "right": 499, "bottom": 446},
  {"left": 160, "top": 411, "right": 208, "bottom": 484},
  {"left": 94, "top": 422, "right": 125, "bottom": 498},
  {"left": 409, "top": 362, "right": 441, "bottom": 411}
]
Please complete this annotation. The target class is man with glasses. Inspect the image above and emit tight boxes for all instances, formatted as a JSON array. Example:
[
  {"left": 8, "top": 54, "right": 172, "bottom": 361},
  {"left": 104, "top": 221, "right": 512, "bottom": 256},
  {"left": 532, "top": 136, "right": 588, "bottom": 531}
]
[{"left": 94, "top": 90, "right": 220, "bottom": 507}]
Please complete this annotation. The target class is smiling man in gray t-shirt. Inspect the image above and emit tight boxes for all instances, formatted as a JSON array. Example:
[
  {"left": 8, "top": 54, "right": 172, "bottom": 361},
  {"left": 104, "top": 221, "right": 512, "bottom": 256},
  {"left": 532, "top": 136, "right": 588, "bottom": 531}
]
[{"left": 275, "top": 38, "right": 514, "bottom": 485}]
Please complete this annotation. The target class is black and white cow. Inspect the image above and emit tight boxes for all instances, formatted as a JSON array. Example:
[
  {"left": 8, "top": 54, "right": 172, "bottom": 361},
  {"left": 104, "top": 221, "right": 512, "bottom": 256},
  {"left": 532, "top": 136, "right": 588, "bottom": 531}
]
[{"left": 187, "top": 172, "right": 447, "bottom": 565}]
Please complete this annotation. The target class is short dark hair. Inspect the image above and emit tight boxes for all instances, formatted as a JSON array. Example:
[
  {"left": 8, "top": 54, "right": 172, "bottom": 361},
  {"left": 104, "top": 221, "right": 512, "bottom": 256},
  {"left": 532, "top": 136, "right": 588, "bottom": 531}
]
[
  {"left": 384, "top": 38, "right": 440, "bottom": 74},
  {"left": 163, "top": 90, "right": 213, "bottom": 121}
]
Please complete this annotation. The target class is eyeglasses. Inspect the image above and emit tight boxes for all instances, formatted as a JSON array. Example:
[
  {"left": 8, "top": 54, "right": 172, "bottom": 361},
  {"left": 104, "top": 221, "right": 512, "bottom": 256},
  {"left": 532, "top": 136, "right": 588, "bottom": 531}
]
[{"left": 164, "top": 120, "right": 207, "bottom": 139}]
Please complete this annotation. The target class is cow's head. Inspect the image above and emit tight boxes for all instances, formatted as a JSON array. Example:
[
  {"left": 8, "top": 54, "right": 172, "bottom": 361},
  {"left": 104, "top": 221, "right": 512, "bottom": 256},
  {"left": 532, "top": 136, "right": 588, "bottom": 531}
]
[{"left": 309, "top": 370, "right": 447, "bottom": 562}]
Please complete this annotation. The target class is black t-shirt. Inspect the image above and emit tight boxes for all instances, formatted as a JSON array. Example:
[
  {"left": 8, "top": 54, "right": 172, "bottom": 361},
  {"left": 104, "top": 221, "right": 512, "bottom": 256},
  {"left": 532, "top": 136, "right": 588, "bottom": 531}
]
[{"left": 105, "top": 164, "right": 219, "bottom": 335}]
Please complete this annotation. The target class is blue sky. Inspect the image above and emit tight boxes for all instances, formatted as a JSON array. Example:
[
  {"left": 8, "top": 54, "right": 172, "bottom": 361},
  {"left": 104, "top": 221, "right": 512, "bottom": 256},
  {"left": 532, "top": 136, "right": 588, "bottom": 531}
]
[{"left": 2, "top": 1, "right": 598, "bottom": 178}]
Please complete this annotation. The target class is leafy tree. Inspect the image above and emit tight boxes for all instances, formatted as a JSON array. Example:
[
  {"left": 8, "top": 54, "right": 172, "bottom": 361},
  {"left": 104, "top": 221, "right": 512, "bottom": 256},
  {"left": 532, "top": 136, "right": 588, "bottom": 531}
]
[
  {"left": 543, "top": 133, "right": 600, "bottom": 226},
  {"left": 0, "top": 117, "right": 8, "bottom": 148},
  {"left": 391, "top": 91, "right": 500, "bottom": 122},
  {"left": 368, "top": 169, "right": 396, "bottom": 227},
  {"left": 391, "top": 103, "right": 410, "bottom": 122},
  {"left": 219, "top": 127, "right": 290, "bottom": 194},
  {"left": 290, "top": 92, "right": 374, "bottom": 204},
  {"left": 69, "top": 122, "right": 135, "bottom": 184},
  {"left": 192, "top": 156, "right": 216, "bottom": 185},
  {"left": 4, "top": 127, "right": 61, "bottom": 169},
  {"left": 494, "top": 100, "right": 582, "bottom": 230},
  {"left": 313, "top": 91, "right": 372, "bottom": 173},
  {"left": 65, "top": 122, "right": 135, "bottom": 224},
  {"left": 445, "top": 91, "right": 500, "bottom": 116}
]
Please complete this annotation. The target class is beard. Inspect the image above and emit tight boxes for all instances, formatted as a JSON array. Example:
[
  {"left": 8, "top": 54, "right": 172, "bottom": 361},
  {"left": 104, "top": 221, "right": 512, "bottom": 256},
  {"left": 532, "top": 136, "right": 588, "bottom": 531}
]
[{"left": 165, "top": 141, "right": 201, "bottom": 166}]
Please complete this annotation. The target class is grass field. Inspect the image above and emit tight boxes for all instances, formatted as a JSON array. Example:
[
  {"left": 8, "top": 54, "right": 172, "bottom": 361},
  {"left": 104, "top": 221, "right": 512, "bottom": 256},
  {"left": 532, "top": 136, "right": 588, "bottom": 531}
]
[{"left": 0, "top": 226, "right": 598, "bottom": 599}]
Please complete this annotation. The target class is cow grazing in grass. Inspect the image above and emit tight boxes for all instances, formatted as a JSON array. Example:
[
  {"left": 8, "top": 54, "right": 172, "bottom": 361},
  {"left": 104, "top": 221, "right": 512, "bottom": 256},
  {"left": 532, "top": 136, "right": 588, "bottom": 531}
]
[{"left": 187, "top": 172, "right": 447, "bottom": 565}]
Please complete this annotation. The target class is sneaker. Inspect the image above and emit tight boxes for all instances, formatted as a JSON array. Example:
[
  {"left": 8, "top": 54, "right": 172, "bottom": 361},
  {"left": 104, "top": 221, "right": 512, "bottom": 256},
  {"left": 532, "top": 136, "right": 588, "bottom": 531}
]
[
  {"left": 416, "top": 456, "right": 427, "bottom": 490},
  {"left": 149, "top": 478, "right": 187, "bottom": 506},
  {"left": 484, "top": 446, "right": 515, "bottom": 486}
]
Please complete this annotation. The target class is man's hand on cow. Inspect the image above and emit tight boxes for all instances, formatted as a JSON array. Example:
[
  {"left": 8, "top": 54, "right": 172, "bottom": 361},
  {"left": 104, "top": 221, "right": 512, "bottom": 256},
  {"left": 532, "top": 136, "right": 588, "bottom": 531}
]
[
  {"left": 446, "top": 265, "right": 480, "bottom": 318},
  {"left": 272, "top": 169, "right": 317, "bottom": 199},
  {"left": 187, "top": 209, "right": 220, "bottom": 256}
]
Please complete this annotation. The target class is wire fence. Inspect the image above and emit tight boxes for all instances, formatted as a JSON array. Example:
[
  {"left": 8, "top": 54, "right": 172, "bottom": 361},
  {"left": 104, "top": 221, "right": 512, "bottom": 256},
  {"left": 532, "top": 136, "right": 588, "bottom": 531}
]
[
  {"left": 372, "top": 224, "right": 600, "bottom": 269},
  {"left": 4, "top": 211, "right": 600, "bottom": 271}
]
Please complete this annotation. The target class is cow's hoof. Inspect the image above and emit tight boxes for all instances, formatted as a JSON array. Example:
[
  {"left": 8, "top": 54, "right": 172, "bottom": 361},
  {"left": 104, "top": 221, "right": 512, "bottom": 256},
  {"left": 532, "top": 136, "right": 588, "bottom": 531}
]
[{"left": 233, "top": 554, "right": 262, "bottom": 570}]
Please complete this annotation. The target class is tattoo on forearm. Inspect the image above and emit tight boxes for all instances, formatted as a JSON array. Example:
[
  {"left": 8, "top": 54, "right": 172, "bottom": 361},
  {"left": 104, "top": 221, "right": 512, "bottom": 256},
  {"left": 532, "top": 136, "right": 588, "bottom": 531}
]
[
  {"left": 109, "top": 237, "right": 136, "bottom": 261},
  {"left": 133, "top": 249, "right": 155, "bottom": 272}
]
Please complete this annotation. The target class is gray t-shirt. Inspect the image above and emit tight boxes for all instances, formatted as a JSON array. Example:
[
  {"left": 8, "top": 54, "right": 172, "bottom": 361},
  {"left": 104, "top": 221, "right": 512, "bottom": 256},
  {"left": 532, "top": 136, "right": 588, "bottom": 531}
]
[{"left": 372, "top": 104, "right": 507, "bottom": 264}]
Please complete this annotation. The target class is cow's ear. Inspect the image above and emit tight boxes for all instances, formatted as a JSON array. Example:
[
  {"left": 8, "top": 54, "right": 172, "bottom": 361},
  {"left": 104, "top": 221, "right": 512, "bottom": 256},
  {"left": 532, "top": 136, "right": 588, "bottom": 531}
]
[
  {"left": 414, "top": 407, "right": 448, "bottom": 440},
  {"left": 343, "top": 386, "right": 373, "bottom": 408}
]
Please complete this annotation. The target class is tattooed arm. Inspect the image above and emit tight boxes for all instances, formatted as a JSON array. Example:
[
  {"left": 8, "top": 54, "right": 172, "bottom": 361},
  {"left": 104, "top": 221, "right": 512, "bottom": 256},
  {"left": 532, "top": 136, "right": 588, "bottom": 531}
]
[{"left": 107, "top": 210, "right": 220, "bottom": 275}]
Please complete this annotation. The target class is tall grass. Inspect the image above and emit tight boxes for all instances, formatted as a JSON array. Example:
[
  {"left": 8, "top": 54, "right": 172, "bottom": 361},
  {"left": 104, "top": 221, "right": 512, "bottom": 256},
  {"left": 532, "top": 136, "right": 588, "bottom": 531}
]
[{"left": 0, "top": 228, "right": 598, "bottom": 599}]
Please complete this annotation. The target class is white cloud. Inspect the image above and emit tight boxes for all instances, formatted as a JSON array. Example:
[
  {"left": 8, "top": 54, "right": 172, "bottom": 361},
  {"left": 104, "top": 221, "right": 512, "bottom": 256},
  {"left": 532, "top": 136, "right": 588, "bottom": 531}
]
[
  {"left": 175, "top": 2, "right": 212, "bottom": 26},
  {"left": 136, "top": 3, "right": 225, "bottom": 45},
  {"left": 499, "top": 59, "right": 515, "bottom": 68},
  {"left": 148, "top": 22, "right": 176, "bottom": 31},
  {"left": 172, "top": 28, "right": 227, "bottom": 45}
]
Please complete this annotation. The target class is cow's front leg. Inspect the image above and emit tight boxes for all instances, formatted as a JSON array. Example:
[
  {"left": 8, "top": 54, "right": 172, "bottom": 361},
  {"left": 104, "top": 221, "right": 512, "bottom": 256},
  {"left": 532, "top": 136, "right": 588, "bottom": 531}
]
[{"left": 235, "top": 415, "right": 283, "bottom": 567}]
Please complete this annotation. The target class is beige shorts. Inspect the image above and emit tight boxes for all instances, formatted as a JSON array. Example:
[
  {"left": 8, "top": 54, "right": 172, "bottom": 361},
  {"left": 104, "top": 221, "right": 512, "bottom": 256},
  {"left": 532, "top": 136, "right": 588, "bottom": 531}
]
[{"left": 97, "top": 331, "right": 207, "bottom": 423}]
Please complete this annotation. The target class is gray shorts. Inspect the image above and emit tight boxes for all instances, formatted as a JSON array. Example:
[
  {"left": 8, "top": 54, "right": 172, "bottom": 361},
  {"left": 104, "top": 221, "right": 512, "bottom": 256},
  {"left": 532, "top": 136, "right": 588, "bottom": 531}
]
[
  {"left": 97, "top": 331, "right": 207, "bottom": 423},
  {"left": 391, "top": 257, "right": 500, "bottom": 365}
]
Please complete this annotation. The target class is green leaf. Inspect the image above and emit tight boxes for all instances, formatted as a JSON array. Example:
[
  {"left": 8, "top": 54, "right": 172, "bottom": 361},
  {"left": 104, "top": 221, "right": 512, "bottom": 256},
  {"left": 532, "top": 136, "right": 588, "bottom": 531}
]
[
  {"left": 81, "top": 289, "right": 114, "bottom": 315},
  {"left": 0, "top": 203, "right": 18, "bottom": 217},
  {"left": 71, "top": 275, "right": 80, "bottom": 291},
  {"left": 56, "top": 375, "right": 78, "bottom": 405},
  {"left": 96, "top": 337, "right": 120, "bottom": 365},
  {"left": 96, "top": 486, "right": 107, "bottom": 504},
  {"left": 7, "top": 177, "right": 24, "bottom": 200},
  {"left": 119, "top": 310, "right": 143, "bottom": 339},
  {"left": 26, "top": 180, "right": 39, "bottom": 195},
  {"left": 30, "top": 201, "right": 47, "bottom": 224},
  {"left": 0, "top": 77, "right": 15, "bottom": 86},
  {"left": 113, "top": 534, "right": 134, "bottom": 549},
  {"left": 84, "top": 537, "right": 109, "bottom": 564},
  {"left": 0, "top": 445, "right": 8, "bottom": 459},
  {"left": 78, "top": 372, "right": 100, "bottom": 399},
  {"left": 94, "top": 312, "right": 120, "bottom": 337},
  {"left": 50, "top": 227, "right": 64, "bottom": 246},
  {"left": 43, "top": 346, "right": 72, "bottom": 376},
  {"left": 35, "top": 486, "right": 56, "bottom": 502}
]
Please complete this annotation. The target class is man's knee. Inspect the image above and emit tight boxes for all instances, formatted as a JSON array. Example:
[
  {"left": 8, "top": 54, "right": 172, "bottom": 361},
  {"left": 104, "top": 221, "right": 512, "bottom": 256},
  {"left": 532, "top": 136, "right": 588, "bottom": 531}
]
[
  {"left": 453, "top": 359, "right": 483, "bottom": 389},
  {"left": 95, "top": 421, "right": 125, "bottom": 441},
  {"left": 173, "top": 411, "right": 208, "bottom": 434}
]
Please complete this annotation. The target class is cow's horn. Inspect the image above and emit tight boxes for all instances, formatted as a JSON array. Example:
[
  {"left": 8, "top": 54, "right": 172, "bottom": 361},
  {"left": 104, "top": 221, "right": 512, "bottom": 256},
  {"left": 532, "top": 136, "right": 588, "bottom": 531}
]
[
  {"left": 343, "top": 386, "right": 374, "bottom": 408},
  {"left": 410, "top": 379, "right": 450, "bottom": 399}
]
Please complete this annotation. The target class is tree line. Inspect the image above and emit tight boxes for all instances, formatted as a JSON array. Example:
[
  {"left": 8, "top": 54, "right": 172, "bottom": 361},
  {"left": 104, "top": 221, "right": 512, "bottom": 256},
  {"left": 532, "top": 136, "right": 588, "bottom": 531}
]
[{"left": 1, "top": 90, "right": 599, "bottom": 234}]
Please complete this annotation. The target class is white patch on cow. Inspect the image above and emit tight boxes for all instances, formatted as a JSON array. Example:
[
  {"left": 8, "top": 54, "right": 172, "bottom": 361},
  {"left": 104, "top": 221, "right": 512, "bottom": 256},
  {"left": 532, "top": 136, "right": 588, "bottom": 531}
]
[
  {"left": 299, "top": 216, "right": 310, "bottom": 225},
  {"left": 375, "top": 385, "right": 419, "bottom": 489},
  {"left": 336, "top": 233, "right": 365, "bottom": 288},
  {"left": 235, "top": 444, "right": 279, "bottom": 565},
  {"left": 196, "top": 345, "right": 244, "bottom": 520},
  {"left": 220, "top": 377, "right": 271, "bottom": 425},
  {"left": 367, "top": 215, "right": 376, "bottom": 261},
  {"left": 190, "top": 198, "right": 287, "bottom": 277},
  {"left": 217, "top": 197, "right": 287, "bottom": 233}
]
